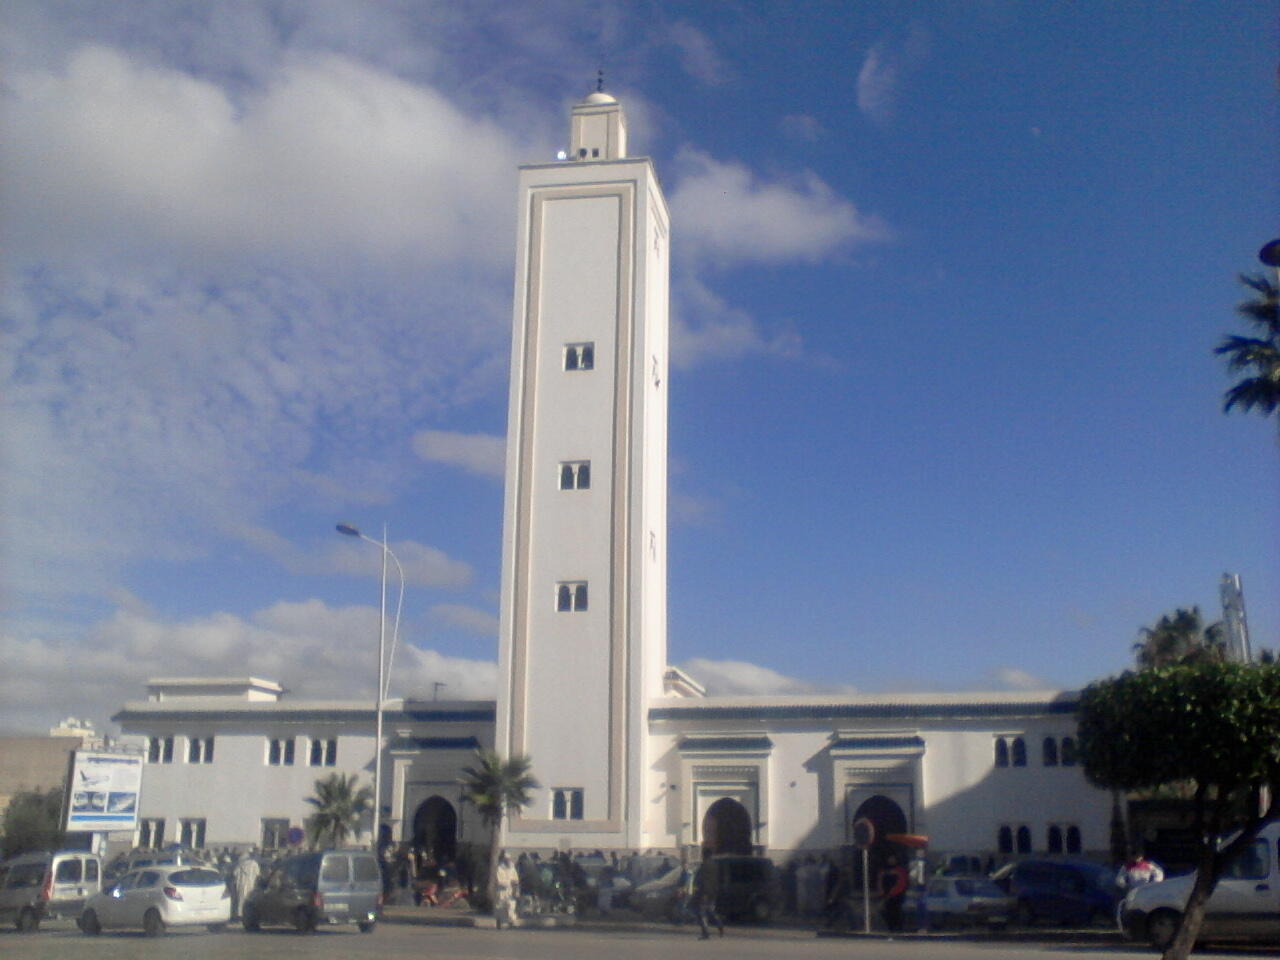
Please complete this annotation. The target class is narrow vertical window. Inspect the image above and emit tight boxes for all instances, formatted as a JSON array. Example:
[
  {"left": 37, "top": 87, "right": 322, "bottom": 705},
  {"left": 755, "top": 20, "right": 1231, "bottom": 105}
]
[
  {"left": 161, "top": 736, "right": 174, "bottom": 763},
  {"left": 552, "top": 790, "right": 566, "bottom": 820},
  {"left": 148, "top": 737, "right": 161, "bottom": 763},
  {"left": 1016, "top": 825, "right": 1032, "bottom": 854},
  {"left": 580, "top": 344, "right": 594, "bottom": 369},
  {"left": 1011, "top": 737, "right": 1027, "bottom": 767},
  {"left": 994, "top": 738, "right": 1009, "bottom": 768},
  {"left": 574, "top": 583, "right": 589, "bottom": 611},
  {"left": 1047, "top": 825, "right": 1063, "bottom": 853},
  {"left": 310, "top": 738, "right": 324, "bottom": 766},
  {"left": 1042, "top": 737, "right": 1058, "bottom": 766},
  {"left": 283, "top": 738, "right": 295, "bottom": 765},
  {"left": 560, "top": 464, "right": 575, "bottom": 489},
  {"left": 1060, "top": 737, "right": 1077, "bottom": 766},
  {"left": 325, "top": 739, "right": 337, "bottom": 766},
  {"left": 565, "top": 346, "right": 579, "bottom": 370},
  {"left": 577, "top": 462, "right": 590, "bottom": 488},
  {"left": 569, "top": 789, "right": 584, "bottom": 820},
  {"left": 557, "top": 584, "right": 572, "bottom": 611},
  {"left": 1065, "top": 826, "right": 1082, "bottom": 854},
  {"left": 997, "top": 826, "right": 1013, "bottom": 854},
  {"left": 268, "top": 738, "right": 280, "bottom": 765}
]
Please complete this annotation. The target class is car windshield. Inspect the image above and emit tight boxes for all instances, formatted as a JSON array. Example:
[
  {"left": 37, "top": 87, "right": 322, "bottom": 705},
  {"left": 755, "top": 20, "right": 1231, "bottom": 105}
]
[{"left": 956, "top": 878, "right": 1005, "bottom": 897}]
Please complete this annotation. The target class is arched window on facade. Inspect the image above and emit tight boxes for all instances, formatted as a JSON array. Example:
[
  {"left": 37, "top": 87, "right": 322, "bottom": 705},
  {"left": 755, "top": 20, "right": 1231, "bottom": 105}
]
[
  {"left": 556, "top": 584, "right": 572, "bottom": 611},
  {"left": 1011, "top": 737, "right": 1027, "bottom": 767},
  {"left": 1042, "top": 737, "right": 1058, "bottom": 766},
  {"left": 573, "top": 583, "right": 589, "bottom": 611},
  {"left": 997, "top": 826, "right": 1013, "bottom": 854},
  {"left": 1061, "top": 737, "right": 1077, "bottom": 766},
  {"left": 1016, "top": 825, "right": 1032, "bottom": 854},
  {"left": 1047, "top": 825, "right": 1063, "bottom": 853},
  {"left": 994, "top": 738, "right": 1009, "bottom": 768},
  {"left": 1065, "top": 826, "right": 1082, "bottom": 854}
]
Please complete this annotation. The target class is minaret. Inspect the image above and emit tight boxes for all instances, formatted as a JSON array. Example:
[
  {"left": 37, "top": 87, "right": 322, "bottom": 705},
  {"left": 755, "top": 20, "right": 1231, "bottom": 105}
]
[{"left": 496, "top": 88, "right": 669, "bottom": 850}]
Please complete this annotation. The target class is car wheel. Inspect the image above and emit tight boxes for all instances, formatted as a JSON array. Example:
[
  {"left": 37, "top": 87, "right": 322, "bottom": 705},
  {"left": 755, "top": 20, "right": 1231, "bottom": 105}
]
[
  {"left": 358, "top": 919, "right": 376, "bottom": 933},
  {"left": 750, "top": 897, "right": 773, "bottom": 924},
  {"left": 17, "top": 908, "right": 40, "bottom": 932},
  {"left": 242, "top": 906, "right": 261, "bottom": 931},
  {"left": 80, "top": 910, "right": 102, "bottom": 936},
  {"left": 1147, "top": 909, "right": 1181, "bottom": 951},
  {"left": 143, "top": 908, "right": 165, "bottom": 937},
  {"left": 293, "top": 907, "right": 314, "bottom": 934}
]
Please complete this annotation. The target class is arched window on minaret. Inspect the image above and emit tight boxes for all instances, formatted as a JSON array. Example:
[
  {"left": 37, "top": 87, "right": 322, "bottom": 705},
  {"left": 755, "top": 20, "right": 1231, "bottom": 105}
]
[
  {"left": 574, "top": 583, "right": 589, "bottom": 611},
  {"left": 994, "top": 738, "right": 1009, "bottom": 768},
  {"left": 1042, "top": 737, "right": 1058, "bottom": 766},
  {"left": 1011, "top": 737, "right": 1027, "bottom": 767},
  {"left": 557, "top": 584, "right": 572, "bottom": 611}
]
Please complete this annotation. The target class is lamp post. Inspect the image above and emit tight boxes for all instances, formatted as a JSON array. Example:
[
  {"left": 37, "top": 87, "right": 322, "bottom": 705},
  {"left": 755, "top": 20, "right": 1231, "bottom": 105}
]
[{"left": 336, "top": 522, "right": 405, "bottom": 849}]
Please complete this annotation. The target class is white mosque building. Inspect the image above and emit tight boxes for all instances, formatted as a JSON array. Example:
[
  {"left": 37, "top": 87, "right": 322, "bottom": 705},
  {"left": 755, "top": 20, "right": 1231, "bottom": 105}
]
[{"left": 113, "top": 90, "right": 1113, "bottom": 866}]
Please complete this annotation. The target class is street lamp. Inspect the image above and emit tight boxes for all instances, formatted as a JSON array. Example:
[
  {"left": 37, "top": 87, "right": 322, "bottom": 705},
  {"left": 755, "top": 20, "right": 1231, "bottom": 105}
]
[{"left": 336, "top": 522, "right": 405, "bottom": 849}]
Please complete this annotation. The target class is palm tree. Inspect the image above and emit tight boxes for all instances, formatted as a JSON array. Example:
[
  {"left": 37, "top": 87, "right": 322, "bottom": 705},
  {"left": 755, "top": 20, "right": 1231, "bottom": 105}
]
[
  {"left": 1215, "top": 272, "right": 1280, "bottom": 425},
  {"left": 304, "top": 772, "right": 373, "bottom": 849},
  {"left": 458, "top": 750, "right": 538, "bottom": 907},
  {"left": 1133, "top": 607, "right": 1226, "bottom": 670}
]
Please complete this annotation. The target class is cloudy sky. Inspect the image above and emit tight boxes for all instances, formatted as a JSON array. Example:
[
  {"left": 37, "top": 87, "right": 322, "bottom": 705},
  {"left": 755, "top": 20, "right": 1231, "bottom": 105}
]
[{"left": 2, "top": 1, "right": 1276, "bottom": 734}]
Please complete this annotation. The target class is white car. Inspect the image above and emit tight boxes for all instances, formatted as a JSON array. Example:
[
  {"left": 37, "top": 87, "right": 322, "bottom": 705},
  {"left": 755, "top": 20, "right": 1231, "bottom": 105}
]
[
  {"left": 1120, "top": 822, "right": 1280, "bottom": 950},
  {"left": 79, "top": 864, "right": 230, "bottom": 936}
]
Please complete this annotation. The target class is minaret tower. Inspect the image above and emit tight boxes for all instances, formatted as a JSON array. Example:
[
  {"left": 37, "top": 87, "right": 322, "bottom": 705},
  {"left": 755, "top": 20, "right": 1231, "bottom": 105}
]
[{"left": 496, "top": 88, "right": 669, "bottom": 850}]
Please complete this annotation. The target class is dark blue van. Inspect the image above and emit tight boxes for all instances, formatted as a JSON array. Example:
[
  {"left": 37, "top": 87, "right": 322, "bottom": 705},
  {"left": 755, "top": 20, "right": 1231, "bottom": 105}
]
[{"left": 991, "top": 858, "right": 1118, "bottom": 926}]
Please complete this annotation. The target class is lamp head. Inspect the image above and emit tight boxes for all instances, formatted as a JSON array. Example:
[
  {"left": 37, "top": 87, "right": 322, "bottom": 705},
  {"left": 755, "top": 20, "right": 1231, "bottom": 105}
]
[{"left": 336, "top": 523, "right": 361, "bottom": 537}]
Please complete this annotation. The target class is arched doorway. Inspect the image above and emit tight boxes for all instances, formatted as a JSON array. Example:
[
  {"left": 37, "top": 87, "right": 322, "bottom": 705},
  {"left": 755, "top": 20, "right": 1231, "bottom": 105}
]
[
  {"left": 851, "top": 794, "right": 909, "bottom": 890},
  {"left": 701, "top": 797, "right": 753, "bottom": 855},
  {"left": 412, "top": 796, "right": 458, "bottom": 863}
]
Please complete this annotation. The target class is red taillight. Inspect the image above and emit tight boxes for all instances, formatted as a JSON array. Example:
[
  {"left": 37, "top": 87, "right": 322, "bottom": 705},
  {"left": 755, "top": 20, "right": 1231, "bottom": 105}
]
[
  {"left": 311, "top": 891, "right": 324, "bottom": 909},
  {"left": 39, "top": 872, "right": 52, "bottom": 901},
  {"left": 163, "top": 886, "right": 184, "bottom": 901}
]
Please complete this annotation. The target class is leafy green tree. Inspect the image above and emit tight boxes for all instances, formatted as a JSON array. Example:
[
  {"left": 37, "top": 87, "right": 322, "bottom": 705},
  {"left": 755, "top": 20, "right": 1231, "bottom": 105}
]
[
  {"left": 1077, "top": 662, "right": 1280, "bottom": 960},
  {"left": 1, "top": 786, "right": 65, "bottom": 858},
  {"left": 458, "top": 750, "right": 537, "bottom": 908},
  {"left": 1132, "top": 607, "right": 1226, "bottom": 669},
  {"left": 304, "top": 773, "right": 372, "bottom": 849},
  {"left": 1215, "top": 272, "right": 1280, "bottom": 424}
]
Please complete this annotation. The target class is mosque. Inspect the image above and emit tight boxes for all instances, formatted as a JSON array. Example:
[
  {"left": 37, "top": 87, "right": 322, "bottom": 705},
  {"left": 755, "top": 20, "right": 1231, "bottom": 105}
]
[{"left": 114, "top": 90, "right": 1113, "bottom": 865}]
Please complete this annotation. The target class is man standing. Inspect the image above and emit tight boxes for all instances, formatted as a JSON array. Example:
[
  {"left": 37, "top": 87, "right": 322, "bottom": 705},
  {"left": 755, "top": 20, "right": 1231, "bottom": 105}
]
[
  {"left": 494, "top": 851, "right": 520, "bottom": 929},
  {"left": 880, "top": 854, "right": 909, "bottom": 932},
  {"left": 1116, "top": 850, "right": 1165, "bottom": 891},
  {"left": 693, "top": 849, "right": 724, "bottom": 940},
  {"left": 232, "top": 849, "right": 260, "bottom": 920}
]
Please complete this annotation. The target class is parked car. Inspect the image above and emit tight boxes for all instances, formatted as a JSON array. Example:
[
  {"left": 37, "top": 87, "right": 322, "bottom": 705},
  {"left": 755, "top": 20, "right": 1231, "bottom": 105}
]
[
  {"left": 628, "top": 864, "right": 690, "bottom": 922},
  {"left": 79, "top": 864, "right": 230, "bottom": 935},
  {"left": 0, "top": 850, "right": 102, "bottom": 931},
  {"left": 991, "top": 858, "right": 1118, "bottom": 926},
  {"left": 907, "top": 875, "right": 1016, "bottom": 929},
  {"left": 105, "top": 846, "right": 211, "bottom": 882},
  {"left": 242, "top": 850, "right": 380, "bottom": 933},
  {"left": 712, "top": 856, "right": 778, "bottom": 923},
  {"left": 1120, "top": 821, "right": 1280, "bottom": 950}
]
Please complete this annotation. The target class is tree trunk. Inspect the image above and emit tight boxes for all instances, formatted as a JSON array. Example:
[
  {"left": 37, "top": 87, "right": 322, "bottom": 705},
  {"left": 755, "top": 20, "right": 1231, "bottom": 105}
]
[
  {"left": 1162, "top": 840, "right": 1216, "bottom": 960},
  {"left": 486, "top": 820, "right": 501, "bottom": 913}
]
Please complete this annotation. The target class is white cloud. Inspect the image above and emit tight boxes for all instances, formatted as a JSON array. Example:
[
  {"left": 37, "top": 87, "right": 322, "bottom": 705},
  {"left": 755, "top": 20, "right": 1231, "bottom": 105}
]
[
  {"left": 430, "top": 603, "right": 499, "bottom": 636},
  {"left": 668, "top": 21, "right": 731, "bottom": 85},
  {"left": 412, "top": 430, "right": 507, "bottom": 477},
  {"left": 856, "top": 45, "right": 899, "bottom": 123},
  {"left": 672, "top": 273, "right": 805, "bottom": 368},
  {"left": 989, "top": 667, "right": 1047, "bottom": 691},
  {"left": 0, "top": 599, "right": 497, "bottom": 733},
  {"left": 2, "top": 46, "right": 536, "bottom": 269},
  {"left": 670, "top": 148, "right": 888, "bottom": 265},
  {"left": 681, "top": 657, "right": 858, "bottom": 697}
]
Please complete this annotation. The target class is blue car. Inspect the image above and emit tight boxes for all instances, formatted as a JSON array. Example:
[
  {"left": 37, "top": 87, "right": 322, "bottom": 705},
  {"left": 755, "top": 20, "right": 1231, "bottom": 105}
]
[{"left": 990, "top": 859, "right": 1118, "bottom": 926}]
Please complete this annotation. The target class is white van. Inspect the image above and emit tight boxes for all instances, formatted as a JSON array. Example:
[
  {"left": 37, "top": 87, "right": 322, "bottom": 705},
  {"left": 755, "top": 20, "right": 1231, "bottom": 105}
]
[
  {"left": 0, "top": 850, "right": 103, "bottom": 931},
  {"left": 1120, "top": 821, "right": 1280, "bottom": 949}
]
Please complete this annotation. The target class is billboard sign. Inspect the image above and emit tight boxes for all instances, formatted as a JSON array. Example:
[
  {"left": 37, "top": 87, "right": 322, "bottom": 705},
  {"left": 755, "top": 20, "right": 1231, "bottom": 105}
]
[{"left": 66, "top": 752, "right": 144, "bottom": 832}]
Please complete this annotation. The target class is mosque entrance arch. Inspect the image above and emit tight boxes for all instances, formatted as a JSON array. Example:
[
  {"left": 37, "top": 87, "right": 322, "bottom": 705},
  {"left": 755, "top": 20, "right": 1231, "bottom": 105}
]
[
  {"left": 412, "top": 796, "right": 458, "bottom": 862},
  {"left": 701, "top": 797, "right": 753, "bottom": 855},
  {"left": 851, "top": 794, "right": 910, "bottom": 889}
]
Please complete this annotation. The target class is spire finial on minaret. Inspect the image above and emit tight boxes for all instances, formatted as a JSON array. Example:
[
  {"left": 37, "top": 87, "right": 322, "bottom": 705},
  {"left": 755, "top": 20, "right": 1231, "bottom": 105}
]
[{"left": 596, "top": 68, "right": 605, "bottom": 93}]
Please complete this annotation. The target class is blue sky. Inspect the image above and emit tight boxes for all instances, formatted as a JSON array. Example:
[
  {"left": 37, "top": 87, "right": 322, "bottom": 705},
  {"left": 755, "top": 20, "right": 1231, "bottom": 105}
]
[{"left": 2, "top": 1, "right": 1276, "bottom": 732}]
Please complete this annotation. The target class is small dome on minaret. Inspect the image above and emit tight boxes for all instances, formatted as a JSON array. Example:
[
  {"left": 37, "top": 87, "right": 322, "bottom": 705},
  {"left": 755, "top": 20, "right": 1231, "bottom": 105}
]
[{"left": 569, "top": 81, "right": 627, "bottom": 161}]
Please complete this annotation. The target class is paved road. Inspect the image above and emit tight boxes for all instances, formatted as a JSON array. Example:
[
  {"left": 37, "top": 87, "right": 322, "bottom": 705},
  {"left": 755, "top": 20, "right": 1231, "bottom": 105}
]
[{"left": 3, "top": 918, "right": 1275, "bottom": 960}]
